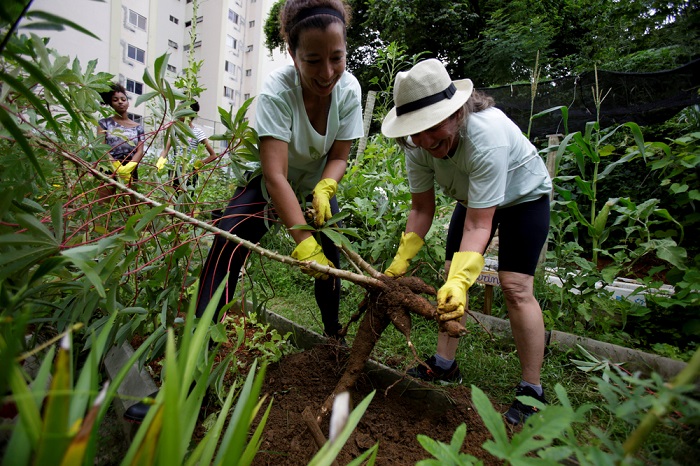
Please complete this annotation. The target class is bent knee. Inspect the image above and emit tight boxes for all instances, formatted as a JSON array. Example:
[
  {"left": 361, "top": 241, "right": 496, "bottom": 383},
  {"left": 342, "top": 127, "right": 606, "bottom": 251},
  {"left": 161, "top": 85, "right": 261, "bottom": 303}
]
[{"left": 499, "top": 273, "right": 534, "bottom": 307}]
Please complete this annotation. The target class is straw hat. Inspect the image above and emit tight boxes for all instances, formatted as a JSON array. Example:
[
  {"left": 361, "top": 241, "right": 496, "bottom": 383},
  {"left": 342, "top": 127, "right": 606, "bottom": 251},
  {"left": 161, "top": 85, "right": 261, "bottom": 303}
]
[{"left": 381, "top": 58, "right": 473, "bottom": 138}]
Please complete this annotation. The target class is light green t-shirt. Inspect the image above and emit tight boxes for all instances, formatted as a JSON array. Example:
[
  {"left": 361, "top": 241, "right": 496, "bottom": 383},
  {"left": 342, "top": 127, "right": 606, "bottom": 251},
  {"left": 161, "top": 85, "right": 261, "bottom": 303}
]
[
  {"left": 405, "top": 107, "right": 552, "bottom": 208},
  {"left": 254, "top": 65, "right": 364, "bottom": 195}
]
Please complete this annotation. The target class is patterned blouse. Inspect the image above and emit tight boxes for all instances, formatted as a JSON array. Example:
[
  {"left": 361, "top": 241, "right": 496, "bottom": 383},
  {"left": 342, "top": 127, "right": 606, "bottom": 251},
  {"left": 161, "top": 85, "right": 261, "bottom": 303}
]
[{"left": 98, "top": 117, "right": 145, "bottom": 160}]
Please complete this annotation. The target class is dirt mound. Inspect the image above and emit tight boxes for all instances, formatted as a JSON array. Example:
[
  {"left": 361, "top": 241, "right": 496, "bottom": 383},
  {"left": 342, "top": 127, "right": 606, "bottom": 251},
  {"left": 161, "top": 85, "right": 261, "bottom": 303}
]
[{"left": 252, "top": 344, "right": 502, "bottom": 466}]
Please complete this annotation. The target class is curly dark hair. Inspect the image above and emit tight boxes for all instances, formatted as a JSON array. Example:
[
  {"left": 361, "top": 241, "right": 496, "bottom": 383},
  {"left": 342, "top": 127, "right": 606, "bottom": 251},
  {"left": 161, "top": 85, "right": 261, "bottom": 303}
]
[
  {"left": 99, "top": 82, "right": 128, "bottom": 106},
  {"left": 279, "top": 0, "right": 351, "bottom": 53}
]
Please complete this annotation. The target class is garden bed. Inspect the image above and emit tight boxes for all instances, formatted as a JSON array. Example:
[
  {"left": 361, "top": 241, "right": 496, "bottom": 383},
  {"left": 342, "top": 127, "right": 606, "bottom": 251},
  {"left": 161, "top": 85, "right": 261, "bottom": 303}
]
[{"left": 251, "top": 343, "right": 501, "bottom": 465}]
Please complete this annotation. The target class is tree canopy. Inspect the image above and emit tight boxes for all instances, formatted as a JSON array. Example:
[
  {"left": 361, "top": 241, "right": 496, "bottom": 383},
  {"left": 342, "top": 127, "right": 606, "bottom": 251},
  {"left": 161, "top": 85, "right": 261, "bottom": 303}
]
[{"left": 264, "top": 0, "right": 700, "bottom": 91}]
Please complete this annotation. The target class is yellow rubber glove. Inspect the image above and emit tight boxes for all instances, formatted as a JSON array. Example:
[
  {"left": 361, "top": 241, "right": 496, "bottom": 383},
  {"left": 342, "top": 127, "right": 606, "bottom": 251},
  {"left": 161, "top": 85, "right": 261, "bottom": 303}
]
[
  {"left": 193, "top": 159, "right": 204, "bottom": 170},
  {"left": 436, "top": 251, "right": 485, "bottom": 321},
  {"left": 111, "top": 161, "right": 138, "bottom": 182},
  {"left": 384, "top": 232, "right": 424, "bottom": 277},
  {"left": 156, "top": 156, "right": 168, "bottom": 171},
  {"left": 311, "top": 178, "right": 338, "bottom": 227},
  {"left": 291, "top": 236, "right": 335, "bottom": 279}
]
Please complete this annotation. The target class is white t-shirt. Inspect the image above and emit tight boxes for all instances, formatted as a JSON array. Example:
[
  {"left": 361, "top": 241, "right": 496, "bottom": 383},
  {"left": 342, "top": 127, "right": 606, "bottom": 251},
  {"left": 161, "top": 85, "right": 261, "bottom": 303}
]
[
  {"left": 254, "top": 65, "right": 364, "bottom": 195},
  {"left": 405, "top": 107, "right": 552, "bottom": 208}
]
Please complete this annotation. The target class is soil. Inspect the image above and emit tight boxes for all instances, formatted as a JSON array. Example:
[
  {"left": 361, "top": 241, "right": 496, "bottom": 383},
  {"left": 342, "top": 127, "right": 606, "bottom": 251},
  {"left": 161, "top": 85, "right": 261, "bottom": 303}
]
[{"left": 252, "top": 344, "right": 504, "bottom": 466}]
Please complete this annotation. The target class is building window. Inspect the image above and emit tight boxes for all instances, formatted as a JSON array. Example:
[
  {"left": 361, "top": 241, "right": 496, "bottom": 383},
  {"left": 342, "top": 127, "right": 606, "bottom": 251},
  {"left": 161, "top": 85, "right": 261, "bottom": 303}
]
[
  {"left": 169, "top": 15, "right": 179, "bottom": 25},
  {"left": 167, "top": 64, "right": 177, "bottom": 73},
  {"left": 183, "top": 44, "right": 190, "bottom": 52},
  {"left": 126, "top": 79, "right": 143, "bottom": 95},
  {"left": 244, "top": 93, "right": 250, "bottom": 100},
  {"left": 249, "top": 20, "right": 255, "bottom": 28},
  {"left": 186, "top": 0, "right": 193, "bottom": 3},
  {"left": 127, "top": 44, "right": 145, "bottom": 63},
  {"left": 185, "top": 20, "right": 192, "bottom": 27},
  {"left": 128, "top": 10, "right": 147, "bottom": 30},
  {"left": 225, "top": 61, "right": 236, "bottom": 74},
  {"left": 226, "top": 35, "right": 237, "bottom": 49},
  {"left": 128, "top": 113, "right": 143, "bottom": 124},
  {"left": 246, "top": 44, "right": 253, "bottom": 52},
  {"left": 245, "top": 69, "right": 252, "bottom": 76},
  {"left": 223, "top": 86, "right": 234, "bottom": 99},
  {"left": 168, "top": 39, "right": 178, "bottom": 49},
  {"left": 196, "top": 16, "right": 203, "bottom": 23},
  {"left": 228, "top": 9, "right": 239, "bottom": 24}
]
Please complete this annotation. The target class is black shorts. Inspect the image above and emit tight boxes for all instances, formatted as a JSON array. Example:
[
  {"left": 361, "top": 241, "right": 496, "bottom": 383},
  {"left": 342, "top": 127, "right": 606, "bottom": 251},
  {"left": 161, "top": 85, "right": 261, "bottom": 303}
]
[{"left": 445, "top": 195, "right": 550, "bottom": 276}]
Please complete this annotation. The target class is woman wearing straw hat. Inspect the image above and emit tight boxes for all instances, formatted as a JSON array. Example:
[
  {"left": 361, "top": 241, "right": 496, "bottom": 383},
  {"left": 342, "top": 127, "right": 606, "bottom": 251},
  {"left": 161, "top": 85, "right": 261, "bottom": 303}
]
[{"left": 381, "top": 58, "right": 552, "bottom": 425}]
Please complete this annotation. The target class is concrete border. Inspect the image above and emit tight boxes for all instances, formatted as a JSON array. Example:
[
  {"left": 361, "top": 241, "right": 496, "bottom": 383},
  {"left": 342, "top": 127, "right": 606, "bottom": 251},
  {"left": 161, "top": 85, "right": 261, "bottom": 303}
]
[
  {"left": 103, "top": 341, "right": 159, "bottom": 437},
  {"left": 466, "top": 311, "right": 686, "bottom": 379},
  {"left": 240, "top": 300, "right": 687, "bottom": 380}
]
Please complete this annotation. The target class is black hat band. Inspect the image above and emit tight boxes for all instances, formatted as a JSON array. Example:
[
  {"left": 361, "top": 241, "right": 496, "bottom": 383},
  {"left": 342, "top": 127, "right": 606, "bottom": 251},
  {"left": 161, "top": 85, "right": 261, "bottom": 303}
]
[{"left": 396, "top": 83, "right": 457, "bottom": 116}]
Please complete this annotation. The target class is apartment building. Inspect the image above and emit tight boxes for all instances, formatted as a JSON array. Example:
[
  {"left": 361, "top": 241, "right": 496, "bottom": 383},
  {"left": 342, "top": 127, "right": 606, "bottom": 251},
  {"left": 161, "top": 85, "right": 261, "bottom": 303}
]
[{"left": 32, "top": 0, "right": 289, "bottom": 137}]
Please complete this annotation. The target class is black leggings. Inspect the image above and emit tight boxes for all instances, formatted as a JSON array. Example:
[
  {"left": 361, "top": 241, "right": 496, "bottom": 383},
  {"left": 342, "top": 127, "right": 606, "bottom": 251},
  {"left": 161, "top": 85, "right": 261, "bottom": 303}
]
[
  {"left": 195, "top": 175, "right": 341, "bottom": 336},
  {"left": 445, "top": 195, "right": 550, "bottom": 276}
]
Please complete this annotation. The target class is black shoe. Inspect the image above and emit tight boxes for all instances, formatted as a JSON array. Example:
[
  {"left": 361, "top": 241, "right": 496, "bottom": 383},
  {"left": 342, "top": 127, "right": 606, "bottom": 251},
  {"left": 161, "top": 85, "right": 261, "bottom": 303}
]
[
  {"left": 407, "top": 355, "right": 462, "bottom": 384},
  {"left": 504, "top": 385, "right": 547, "bottom": 426},
  {"left": 123, "top": 390, "right": 159, "bottom": 423}
]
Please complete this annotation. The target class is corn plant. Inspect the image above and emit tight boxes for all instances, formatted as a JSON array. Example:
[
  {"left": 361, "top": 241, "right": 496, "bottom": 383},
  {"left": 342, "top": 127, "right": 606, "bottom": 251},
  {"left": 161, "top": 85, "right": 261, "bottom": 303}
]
[{"left": 533, "top": 73, "right": 683, "bottom": 282}]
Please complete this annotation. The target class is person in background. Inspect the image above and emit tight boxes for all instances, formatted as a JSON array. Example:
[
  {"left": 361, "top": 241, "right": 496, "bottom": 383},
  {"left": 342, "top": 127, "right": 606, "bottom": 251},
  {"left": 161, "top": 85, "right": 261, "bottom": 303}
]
[
  {"left": 193, "top": 0, "right": 362, "bottom": 336},
  {"left": 97, "top": 82, "right": 145, "bottom": 185},
  {"left": 156, "top": 101, "right": 218, "bottom": 189},
  {"left": 381, "top": 58, "right": 552, "bottom": 426}
]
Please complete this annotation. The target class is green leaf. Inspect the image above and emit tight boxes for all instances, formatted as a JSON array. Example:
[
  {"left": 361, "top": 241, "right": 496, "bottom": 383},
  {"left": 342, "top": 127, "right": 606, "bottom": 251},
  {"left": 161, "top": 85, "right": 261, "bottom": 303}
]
[
  {"left": 58, "top": 256, "right": 106, "bottom": 298},
  {"left": 154, "top": 53, "right": 169, "bottom": 87},
  {"left": 16, "top": 213, "right": 58, "bottom": 244},
  {"left": 0, "top": 71, "right": 61, "bottom": 135},
  {"left": 135, "top": 91, "right": 161, "bottom": 107},
  {"left": 289, "top": 224, "right": 315, "bottom": 231},
  {"left": 159, "top": 331, "right": 183, "bottom": 464},
  {"left": 142, "top": 67, "right": 158, "bottom": 92},
  {"left": 623, "top": 122, "right": 647, "bottom": 160},
  {"left": 185, "top": 380, "right": 239, "bottom": 466},
  {"left": 470, "top": 386, "right": 509, "bottom": 447},
  {"left": 655, "top": 243, "right": 688, "bottom": 270},
  {"left": 573, "top": 176, "right": 594, "bottom": 200},
  {"left": 0, "top": 245, "right": 59, "bottom": 280},
  {"left": 133, "top": 205, "right": 167, "bottom": 233},
  {"left": 34, "top": 335, "right": 73, "bottom": 465},
  {"left": 7, "top": 51, "right": 86, "bottom": 136},
  {"left": 0, "top": 107, "right": 45, "bottom": 183},
  {"left": 215, "top": 361, "right": 267, "bottom": 464},
  {"left": 320, "top": 229, "right": 354, "bottom": 250}
]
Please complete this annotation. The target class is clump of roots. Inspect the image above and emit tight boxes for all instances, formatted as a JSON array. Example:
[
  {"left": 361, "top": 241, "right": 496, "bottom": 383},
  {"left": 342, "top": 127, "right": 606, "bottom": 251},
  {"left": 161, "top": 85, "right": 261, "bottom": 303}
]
[{"left": 318, "top": 275, "right": 468, "bottom": 420}]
